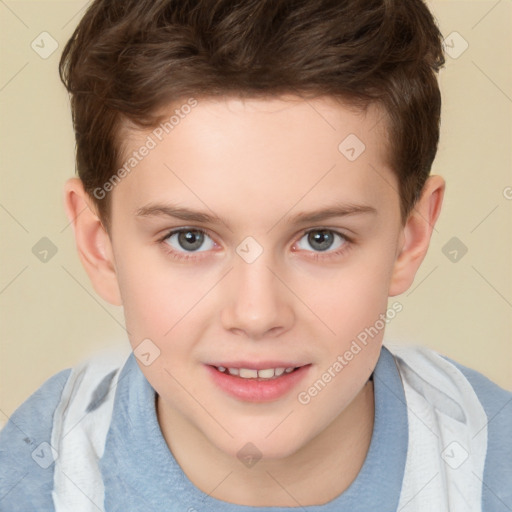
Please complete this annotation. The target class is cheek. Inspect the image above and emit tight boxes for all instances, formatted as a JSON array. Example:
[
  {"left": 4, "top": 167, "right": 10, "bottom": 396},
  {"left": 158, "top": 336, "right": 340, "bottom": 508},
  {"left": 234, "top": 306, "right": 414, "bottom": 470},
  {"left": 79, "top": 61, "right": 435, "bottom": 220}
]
[
  {"left": 115, "top": 249, "right": 205, "bottom": 342},
  {"left": 297, "top": 244, "right": 395, "bottom": 342},
  {"left": 294, "top": 255, "right": 390, "bottom": 418}
]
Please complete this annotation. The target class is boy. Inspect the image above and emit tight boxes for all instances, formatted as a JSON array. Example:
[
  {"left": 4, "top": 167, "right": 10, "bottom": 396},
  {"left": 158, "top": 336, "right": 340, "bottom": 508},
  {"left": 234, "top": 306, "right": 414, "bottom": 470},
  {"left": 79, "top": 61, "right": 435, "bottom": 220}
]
[{"left": 1, "top": 0, "right": 511, "bottom": 510}]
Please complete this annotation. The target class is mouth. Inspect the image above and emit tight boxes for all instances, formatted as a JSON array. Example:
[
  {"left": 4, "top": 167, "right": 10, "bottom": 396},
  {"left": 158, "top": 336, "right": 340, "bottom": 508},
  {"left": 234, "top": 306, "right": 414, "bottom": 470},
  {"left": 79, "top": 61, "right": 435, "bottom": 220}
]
[
  {"left": 210, "top": 364, "right": 304, "bottom": 380},
  {"left": 205, "top": 363, "right": 312, "bottom": 402}
]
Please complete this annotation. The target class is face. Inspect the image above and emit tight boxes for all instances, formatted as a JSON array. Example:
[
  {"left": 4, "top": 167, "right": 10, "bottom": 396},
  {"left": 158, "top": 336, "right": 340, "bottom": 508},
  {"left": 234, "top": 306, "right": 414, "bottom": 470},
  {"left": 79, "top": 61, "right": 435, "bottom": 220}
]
[{"left": 108, "top": 95, "right": 403, "bottom": 460}]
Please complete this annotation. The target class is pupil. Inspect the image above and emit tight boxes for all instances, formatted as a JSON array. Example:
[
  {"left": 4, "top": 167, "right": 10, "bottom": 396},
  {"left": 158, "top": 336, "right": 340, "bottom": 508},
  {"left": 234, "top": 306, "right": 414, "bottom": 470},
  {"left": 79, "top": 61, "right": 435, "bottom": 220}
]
[
  {"left": 308, "top": 230, "right": 333, "bottom": 251},
  {"left": 179, "top": 230, "right": 204, "bottom": 251}
]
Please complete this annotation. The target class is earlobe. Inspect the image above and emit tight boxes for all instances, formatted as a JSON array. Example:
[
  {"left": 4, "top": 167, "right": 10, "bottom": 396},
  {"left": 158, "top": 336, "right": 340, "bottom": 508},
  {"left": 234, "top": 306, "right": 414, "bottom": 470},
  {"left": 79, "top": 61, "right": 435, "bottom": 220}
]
[
  {"left": 63, "top": 177, "right": 123, "bottom": 306},
  {"left": 388, "top": 175, "right": 445, "bottom": 297}
]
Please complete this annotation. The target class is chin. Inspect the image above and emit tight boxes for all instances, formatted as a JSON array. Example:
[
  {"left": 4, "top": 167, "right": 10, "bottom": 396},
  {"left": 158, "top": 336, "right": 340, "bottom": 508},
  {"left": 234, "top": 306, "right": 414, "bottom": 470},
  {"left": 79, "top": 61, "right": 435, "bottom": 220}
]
[{"left": 214, "top": 426, "right": 307, "bottom": 462}]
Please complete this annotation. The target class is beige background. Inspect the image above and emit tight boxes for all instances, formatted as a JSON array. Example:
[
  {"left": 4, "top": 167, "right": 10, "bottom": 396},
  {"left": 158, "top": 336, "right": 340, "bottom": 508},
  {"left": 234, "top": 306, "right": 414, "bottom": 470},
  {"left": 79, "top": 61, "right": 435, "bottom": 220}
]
[{"left": 1, "top": 1, "right": 511, "bottom": 427}]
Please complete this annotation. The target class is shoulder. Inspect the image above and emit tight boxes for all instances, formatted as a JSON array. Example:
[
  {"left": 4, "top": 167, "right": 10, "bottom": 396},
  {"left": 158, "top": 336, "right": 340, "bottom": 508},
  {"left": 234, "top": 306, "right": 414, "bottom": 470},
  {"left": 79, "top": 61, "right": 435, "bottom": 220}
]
[
  {"left": 386, "top": 343, "right": 512, "bottom": 509},
  {"left": 443, "top": 354, "right": 512, "bottom": 408},
  {"left": 443, "top": 354, "right": 512, "bottom": 509},
  {"left": 387, "top": 343, "right": 512, "bottom": 416},
  {"left": 386, "top": 343, "right": 512, "bottom": 402},
  {"left": 0, "top": 347, "right": 131, "bottom": 511},
  {"left": 0, "top": 367, "right": 72, "bottom": 511}
]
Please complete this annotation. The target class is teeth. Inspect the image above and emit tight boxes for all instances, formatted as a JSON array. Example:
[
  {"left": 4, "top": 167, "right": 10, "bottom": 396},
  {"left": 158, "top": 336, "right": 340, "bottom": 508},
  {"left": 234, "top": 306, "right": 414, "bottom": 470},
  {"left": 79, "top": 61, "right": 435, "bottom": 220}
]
[
  {"left": 216, "top": 366, "right": 297, "bottom": 379},
  {"left": 257, "top": 368, "right": 275, "bottom": 379},
  {"left": 239, "top": 368, "right": 258, "bottom": 378}
]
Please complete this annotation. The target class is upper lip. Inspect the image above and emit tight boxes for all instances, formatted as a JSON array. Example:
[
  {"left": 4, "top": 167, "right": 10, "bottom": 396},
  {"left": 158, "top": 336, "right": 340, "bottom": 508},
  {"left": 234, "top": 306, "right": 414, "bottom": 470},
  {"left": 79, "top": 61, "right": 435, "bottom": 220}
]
[{"left": 208, "top": 361, "right": 310, "bottom": 370}]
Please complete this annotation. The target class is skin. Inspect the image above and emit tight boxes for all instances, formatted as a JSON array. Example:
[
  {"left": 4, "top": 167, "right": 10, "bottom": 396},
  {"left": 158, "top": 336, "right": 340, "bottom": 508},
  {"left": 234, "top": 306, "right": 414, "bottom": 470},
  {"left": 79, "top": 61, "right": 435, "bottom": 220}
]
[{"left": 64, "top": 95, "right": 444, "bottom": 506}]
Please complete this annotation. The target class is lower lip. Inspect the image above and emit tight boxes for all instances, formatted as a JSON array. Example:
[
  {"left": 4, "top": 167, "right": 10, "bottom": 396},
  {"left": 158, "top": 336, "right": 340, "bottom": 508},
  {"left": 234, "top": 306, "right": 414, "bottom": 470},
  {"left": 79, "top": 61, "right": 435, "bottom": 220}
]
[{"left": 205, "top": 364, "right": 311, "bottom": 402}]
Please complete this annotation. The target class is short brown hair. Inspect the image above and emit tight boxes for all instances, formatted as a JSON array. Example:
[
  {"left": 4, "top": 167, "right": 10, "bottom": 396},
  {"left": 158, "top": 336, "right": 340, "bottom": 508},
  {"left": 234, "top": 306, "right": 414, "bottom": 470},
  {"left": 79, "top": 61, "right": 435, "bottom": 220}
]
[{"left": 59, "top": 0, "right": 445, "bottom": 229}]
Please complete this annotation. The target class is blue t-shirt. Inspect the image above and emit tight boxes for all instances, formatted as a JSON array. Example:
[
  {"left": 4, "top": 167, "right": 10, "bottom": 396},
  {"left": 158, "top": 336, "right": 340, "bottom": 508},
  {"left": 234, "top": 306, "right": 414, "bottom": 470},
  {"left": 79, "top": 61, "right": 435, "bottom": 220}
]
[{"left": 0, "top": 345, "right": 511, "bottom": 511}]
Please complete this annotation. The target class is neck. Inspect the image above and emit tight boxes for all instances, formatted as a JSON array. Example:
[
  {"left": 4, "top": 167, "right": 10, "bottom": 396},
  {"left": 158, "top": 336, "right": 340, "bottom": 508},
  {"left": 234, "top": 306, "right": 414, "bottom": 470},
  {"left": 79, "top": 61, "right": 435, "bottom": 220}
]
[{"left": 156, "top": 379, "right": 375, "bottom": 507}]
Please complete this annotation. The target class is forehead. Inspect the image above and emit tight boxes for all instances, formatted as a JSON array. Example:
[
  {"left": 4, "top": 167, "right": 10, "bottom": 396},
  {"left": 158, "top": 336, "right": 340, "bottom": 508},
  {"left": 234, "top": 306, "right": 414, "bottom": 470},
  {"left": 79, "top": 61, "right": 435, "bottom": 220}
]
[{"left": 113, "top": 95, "right": 397, "bottom": 226}]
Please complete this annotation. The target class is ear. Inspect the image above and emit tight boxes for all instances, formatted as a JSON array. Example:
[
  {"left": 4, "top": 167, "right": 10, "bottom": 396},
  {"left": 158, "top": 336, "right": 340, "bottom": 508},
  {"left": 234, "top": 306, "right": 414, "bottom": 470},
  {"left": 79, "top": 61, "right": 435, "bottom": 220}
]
[
  {"left": 388, "top": 175, "right": 445, "bottom": 297},
  {"left": 63, "top": 177, "right": 122, "bottom": 306}
]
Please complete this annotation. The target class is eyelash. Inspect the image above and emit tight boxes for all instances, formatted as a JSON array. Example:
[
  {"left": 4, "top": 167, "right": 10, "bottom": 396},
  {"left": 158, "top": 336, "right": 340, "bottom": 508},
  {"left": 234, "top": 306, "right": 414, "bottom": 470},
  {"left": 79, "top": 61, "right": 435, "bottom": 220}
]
[{"left": 158, "top": 227, "right": 353, "bottom": 262}]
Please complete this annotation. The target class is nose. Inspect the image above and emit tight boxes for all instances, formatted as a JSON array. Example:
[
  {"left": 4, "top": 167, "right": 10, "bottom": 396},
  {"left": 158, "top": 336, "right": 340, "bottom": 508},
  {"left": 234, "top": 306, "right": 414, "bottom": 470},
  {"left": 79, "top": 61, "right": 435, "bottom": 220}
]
[{"left": 220, "top": 253, "right": 295, "bottom": 340}]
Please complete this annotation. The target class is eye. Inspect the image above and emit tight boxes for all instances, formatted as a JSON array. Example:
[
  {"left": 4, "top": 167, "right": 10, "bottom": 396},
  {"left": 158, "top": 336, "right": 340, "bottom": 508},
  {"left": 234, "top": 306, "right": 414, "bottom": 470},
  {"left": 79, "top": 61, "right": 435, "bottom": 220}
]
[
  {"left": 163, "top": 228, "right": 216, "bottom": 253},
  {"left": 295, "top": 229, "right": 348, "bottom": 253}
]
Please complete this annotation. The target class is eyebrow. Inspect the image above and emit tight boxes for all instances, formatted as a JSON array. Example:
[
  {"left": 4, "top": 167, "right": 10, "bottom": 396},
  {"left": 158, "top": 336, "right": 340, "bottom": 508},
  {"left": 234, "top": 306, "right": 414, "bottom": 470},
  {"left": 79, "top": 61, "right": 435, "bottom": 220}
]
[{"left": 135, "top": 202, "right": 377, "bottom": 227}]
